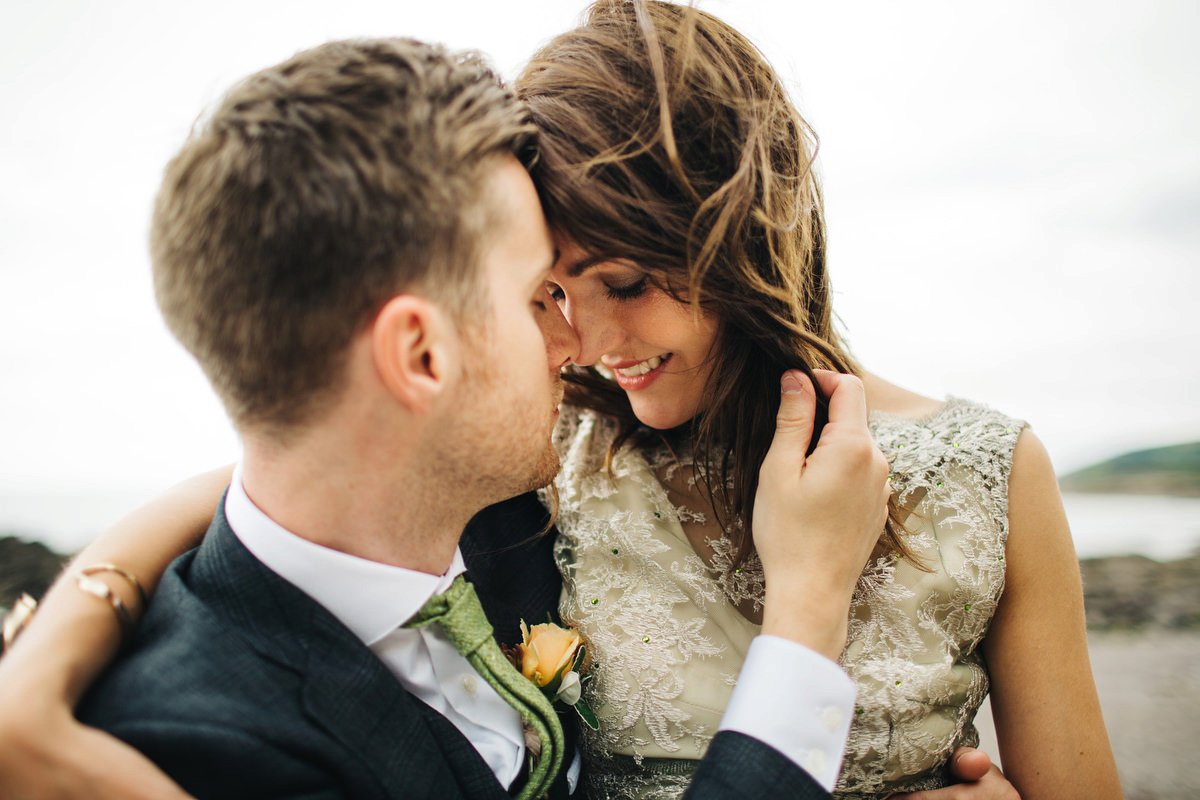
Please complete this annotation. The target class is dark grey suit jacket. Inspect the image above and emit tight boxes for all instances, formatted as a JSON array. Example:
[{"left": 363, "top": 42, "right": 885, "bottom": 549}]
[{"left": 78, "top": 492, "right": 829, "bottom": 799}]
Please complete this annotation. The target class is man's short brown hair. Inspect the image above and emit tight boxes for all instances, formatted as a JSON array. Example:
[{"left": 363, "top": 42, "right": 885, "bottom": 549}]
[{"left": 151, "top": 38, "right": 535, "bottom": 434}]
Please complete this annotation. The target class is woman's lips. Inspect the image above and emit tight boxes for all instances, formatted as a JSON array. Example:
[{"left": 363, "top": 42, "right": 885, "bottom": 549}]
[{"left": 609, "top": 353, "right": 672, "bottom": 391}]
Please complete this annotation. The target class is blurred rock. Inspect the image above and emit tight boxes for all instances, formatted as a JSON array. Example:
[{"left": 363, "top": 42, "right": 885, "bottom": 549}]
[
  {"left": 0, "top": 535, "right": 68, "bottom": 612},
  {"left": 1080, "top": 551, "right": 1200, "bottom": 629}
]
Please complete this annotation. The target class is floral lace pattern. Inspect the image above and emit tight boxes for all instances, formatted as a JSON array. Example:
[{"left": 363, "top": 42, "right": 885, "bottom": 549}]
[{"left": 544, "top": 400, "right": 1025, "bottom": 799}]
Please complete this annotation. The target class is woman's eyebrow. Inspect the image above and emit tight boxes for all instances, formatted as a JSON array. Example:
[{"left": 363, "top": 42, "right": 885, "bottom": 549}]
[{"left": 562, "top": 253, "right": 612, "bottom": 278}]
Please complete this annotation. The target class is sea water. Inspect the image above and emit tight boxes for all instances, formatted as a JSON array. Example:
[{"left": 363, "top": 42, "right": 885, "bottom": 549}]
[
  {"left": 2, "top": 487, "right": 1199, "bottom": 561},
  {"left": 1061, "top": 492, "right": 1200, "bottom": 561}
]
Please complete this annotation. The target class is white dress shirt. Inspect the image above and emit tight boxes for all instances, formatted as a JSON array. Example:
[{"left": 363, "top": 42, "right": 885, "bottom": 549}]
[{"left": 225, "top": 465, "right": 529, "bottom": 788}]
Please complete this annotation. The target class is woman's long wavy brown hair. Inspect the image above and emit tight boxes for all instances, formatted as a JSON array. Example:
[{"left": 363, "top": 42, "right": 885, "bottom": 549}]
[{"left": 518, "top": 0, "right": 912, "bottom": 563}]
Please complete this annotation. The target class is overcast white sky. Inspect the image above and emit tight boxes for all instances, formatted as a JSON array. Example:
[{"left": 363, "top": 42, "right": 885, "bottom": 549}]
[{"left": 2, "top": 0, "right": 1198, "bottom": 506}]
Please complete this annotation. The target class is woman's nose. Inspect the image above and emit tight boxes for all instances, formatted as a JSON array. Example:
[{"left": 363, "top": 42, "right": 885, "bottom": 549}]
[{"left": 563, "top": 298, "right": 623, "bottom": 367}]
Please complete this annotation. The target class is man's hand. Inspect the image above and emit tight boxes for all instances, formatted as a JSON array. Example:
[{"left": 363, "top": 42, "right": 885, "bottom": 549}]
[
  {"left": 894, "top": 746, "right": 1021, "bottom": 800},
  {"left": 753, "top": 369, "right": 891, "bottom": 659}
]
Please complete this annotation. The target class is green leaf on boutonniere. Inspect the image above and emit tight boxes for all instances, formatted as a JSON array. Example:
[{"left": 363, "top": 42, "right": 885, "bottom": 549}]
[
  {"left": 574, "top": 695, "right": 599, "bottom": 730},
  {"left": 572, "top": 645, "right": 587, "bottom": 674}
]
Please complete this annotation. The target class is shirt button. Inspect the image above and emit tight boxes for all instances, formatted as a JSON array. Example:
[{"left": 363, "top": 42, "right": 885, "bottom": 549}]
[
  {"left": 461, "top": 674, "right": 479, "bottom": 695},
  {"left": 804, "top": 748, "right": 827, "bottom": 777},
  {"left": 821, "top": 705, "right": 844, "bottom": 732}
]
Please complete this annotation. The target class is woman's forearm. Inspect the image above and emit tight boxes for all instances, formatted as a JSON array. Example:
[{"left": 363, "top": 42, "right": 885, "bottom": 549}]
[{"left": 0, "top": 465, "right": 232, "bottom": 705}]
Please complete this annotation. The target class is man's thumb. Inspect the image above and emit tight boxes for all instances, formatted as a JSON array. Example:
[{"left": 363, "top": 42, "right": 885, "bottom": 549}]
[{"left": 773, "top": 370, "right": 817, "bottom": 453}]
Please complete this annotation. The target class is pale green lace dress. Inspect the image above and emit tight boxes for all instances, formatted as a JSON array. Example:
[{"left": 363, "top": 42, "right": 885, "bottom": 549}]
[{"left": 545, "top": 400, "right": 1025, "bottom": 799}]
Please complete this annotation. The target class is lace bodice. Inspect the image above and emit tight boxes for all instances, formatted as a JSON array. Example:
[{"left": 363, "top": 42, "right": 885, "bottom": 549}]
[{"left": 544, "top": 400, "right": 1025, "bottom": 799}]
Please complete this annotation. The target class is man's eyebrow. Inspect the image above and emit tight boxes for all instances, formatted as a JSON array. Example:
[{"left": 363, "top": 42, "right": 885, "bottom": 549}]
[{"left": 529, "top": 250, "right": 557, "bottom": 291}]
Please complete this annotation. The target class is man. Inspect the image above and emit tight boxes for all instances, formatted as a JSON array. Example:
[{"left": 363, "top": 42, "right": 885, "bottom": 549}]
[{"left": 0, "top": 37, "right": 1014, "bottom": 800}]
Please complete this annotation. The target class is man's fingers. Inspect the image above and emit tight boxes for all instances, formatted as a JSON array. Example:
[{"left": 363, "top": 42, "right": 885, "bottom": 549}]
[
  {"left": 949, "top": 746, "right": 993, "bottom": 783},
  {"left": 810, "top": 369, "right": 868, "bottom": 433},
  {"left": 771, "top": 370, "right": 817, "bottom": 456},
  {"left": 893, "top": 747, "right": 1013, "bottom": 800}
]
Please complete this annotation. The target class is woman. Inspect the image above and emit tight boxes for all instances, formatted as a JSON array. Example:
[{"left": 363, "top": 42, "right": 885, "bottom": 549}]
[
  {"left": 0, "top": 2, "right": 1115, "bottom": 799},
  {"left": 512, "top": 3, "right": 1118, "bottom": 799}
]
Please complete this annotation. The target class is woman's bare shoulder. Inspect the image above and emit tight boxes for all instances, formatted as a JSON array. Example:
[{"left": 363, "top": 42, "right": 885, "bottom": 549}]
[{"left": 861, "top": 372, "right": 945, "bottom": 419}]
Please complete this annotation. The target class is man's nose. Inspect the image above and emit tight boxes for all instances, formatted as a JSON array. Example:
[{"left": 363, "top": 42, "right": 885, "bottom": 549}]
[{"left": 542, "top": 297, "right": 579, "bottom": 369}]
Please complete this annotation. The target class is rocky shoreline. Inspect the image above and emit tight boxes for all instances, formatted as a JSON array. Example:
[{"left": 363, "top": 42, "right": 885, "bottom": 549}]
[
  {"left": 3, "top": 534, "right": 1199, "bottom": 630},
  {"left": 0, "top": 536, "right": 68, "bottom": 612},
  {"left": 1080, "top": 550, "right": 1200, "bottom": 630}
]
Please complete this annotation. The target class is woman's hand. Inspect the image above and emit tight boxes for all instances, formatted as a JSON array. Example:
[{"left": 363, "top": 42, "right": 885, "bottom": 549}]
[
  {"left": 753, "top": 369, "right": 891, "bottom": 660},
  {"left": 0, "top": 688, "right": 194, "bottom": 800}
]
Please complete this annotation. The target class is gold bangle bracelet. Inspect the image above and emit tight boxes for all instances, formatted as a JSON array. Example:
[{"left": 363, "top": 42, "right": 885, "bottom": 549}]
[
  {"left": 78, "top": 563, "right": 149, "bottom": 611},
  {"left": 1, "top": 593, "right": 38, "bottom": 651},
  {"left": 74, "top": 574, "right": 135, "bottom": 637}
]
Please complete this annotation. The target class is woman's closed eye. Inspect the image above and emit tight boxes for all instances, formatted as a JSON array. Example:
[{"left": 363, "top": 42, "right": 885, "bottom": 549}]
[
  {"left": 604, "top": 275, "right": 648, "bottom": 301},
  {"left": 545, "top": 269, "right": 649, "bottom": 305}
]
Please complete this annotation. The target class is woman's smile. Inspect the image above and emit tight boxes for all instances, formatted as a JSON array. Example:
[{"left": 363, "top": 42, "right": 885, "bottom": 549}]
[{"left": 607, "top": 352, "right": 674, "bottom": 390}]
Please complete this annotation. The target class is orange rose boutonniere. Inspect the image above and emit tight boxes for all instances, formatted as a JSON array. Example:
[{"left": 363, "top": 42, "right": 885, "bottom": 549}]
[{"left": 517, "top": 620, "right": 598, "bottom": 729}]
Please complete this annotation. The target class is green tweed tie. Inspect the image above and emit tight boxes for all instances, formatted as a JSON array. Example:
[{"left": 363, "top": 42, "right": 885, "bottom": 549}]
[{"left": 405, "top": 575, "right": 564, "bottom": 800}]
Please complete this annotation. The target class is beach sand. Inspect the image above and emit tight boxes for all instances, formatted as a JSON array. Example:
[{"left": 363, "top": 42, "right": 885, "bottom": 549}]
[{"left": 975, "top": 629, "right": 1200, "bottom": 799}]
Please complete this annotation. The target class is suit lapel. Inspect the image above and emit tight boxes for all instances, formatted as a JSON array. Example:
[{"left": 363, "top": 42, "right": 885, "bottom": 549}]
[
  {"left": 190, "top": 511, "right": 509, "bottom": 799},
  {"left": 460, "top": 493, "right": 562, "bottom": 647},
  {"left": 297, "top": 610, "right": 509, "bottom": 799}
]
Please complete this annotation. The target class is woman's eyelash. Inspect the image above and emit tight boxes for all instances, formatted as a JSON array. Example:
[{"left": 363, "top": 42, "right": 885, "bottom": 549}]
[{"left": 604, "top": 276, "right": 648, "bottom": 301}]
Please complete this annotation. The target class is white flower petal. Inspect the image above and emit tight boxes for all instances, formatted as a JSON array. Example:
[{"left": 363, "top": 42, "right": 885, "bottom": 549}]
[{"left": 554, "top": 671, "right": 582, "bottom": 705}]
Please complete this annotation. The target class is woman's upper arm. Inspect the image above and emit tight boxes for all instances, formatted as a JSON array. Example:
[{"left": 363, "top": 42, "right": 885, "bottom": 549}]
[
  {"left": 981, "top": 430, "right": 1122, "bottom": 799},
  {"left": 75, "top": 465, "right": 234, "bottom": 594}
]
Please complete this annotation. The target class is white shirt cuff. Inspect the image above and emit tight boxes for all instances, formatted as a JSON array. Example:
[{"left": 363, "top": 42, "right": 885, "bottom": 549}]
[
  {"left": 718, "top": 634, "right": 856, "bottom": 791},
  {"left": 566, "top": 747, "right": 582, "bottom": 794}
]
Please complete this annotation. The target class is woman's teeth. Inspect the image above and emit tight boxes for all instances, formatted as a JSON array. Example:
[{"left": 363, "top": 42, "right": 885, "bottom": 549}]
[{"left": 615, "top": 354, "right": 668, "bottom": 377}]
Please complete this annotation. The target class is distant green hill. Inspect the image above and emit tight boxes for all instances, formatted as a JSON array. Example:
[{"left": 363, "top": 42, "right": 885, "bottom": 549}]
[{"left": 1060, "top": 441, "right": 1200, "bottom": 497}]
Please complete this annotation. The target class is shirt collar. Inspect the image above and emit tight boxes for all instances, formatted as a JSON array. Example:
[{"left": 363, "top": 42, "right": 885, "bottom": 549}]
[{"left": 224, "top": 463, "right": 466, "bottom": 646}]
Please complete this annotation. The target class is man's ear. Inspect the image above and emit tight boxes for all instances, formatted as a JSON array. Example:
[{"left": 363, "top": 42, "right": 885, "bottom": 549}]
[{"left": 371, "top": 294, "right": 458, "bottom": 414}]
